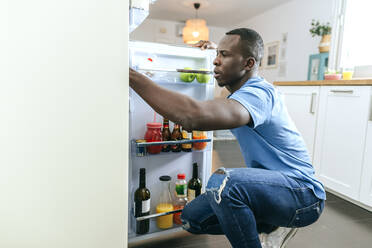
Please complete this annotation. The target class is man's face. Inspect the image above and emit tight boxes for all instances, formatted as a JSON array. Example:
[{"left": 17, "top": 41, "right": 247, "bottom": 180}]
[{"left": 213, "top": 35, "right": 246, "bottom": 87}]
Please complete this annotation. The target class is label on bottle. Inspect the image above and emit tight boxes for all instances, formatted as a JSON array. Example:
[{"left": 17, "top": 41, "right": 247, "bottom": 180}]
[
  {"left": 142, "top": 199, "right": 150, "bottom": 213},
  {"left": 187, "top": 189, "right": 196, "bottom": 202},
  {"left": 181, "top": 131, "right": 192, "bottom": 149},
  {"left": 176, "top": 184, "right": 187, "bottom": 197}
]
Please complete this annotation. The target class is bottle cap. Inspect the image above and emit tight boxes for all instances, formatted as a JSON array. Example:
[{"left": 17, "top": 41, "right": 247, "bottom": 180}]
[
  {"left": 159, "top": 175, "right": 171, "bottom": 181},
  {"left": 140, "top": 168, "right": 146, "bottom": 174},
  {"left": 177, "top": 173, "right": 186, "bottom": 179}
]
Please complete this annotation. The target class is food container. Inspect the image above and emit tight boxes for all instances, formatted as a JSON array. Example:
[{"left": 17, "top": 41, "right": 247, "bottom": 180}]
[
  {"left": 192, "top": 131, "right": 208, "bottom": 150},
  {"left": 144, "top": 123, "right": 162, "bottom": 154},
  {"left": 324, "top": 74, "right": 342, "bottom": 80},
  {"left": 135, "top": 139, "right": 146, "bottom": 157}
]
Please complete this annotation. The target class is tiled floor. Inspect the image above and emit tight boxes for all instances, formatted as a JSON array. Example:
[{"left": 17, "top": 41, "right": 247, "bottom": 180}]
[{"left": 129, "top": 140, "right": 372, "bottom": 248}]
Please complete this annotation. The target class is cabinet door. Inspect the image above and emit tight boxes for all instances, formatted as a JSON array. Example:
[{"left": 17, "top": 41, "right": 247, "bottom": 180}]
[
  {"left": 360, "top": 99, "right": 372, "bottom": 206},
  {"left": 276, "top": 86, "right": 320, "bottom": 161},
  {"left": 313, "top": 86, "right": 371, "bottom": 200}
]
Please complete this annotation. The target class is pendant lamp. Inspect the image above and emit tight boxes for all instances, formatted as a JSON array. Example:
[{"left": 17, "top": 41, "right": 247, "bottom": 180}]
[{"left": 183, "top": 3, "right": 209, "bottom": 44}]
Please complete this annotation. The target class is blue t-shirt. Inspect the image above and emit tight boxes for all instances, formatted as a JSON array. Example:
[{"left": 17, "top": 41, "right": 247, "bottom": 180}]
[{"left": 228, "top": 77, "right": 326, "bottom": 200}]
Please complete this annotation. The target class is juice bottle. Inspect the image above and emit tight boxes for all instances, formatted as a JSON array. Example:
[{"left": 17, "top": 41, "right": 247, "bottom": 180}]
[{"left": 156, "top": 175, "right": 174, "bottom": 229}]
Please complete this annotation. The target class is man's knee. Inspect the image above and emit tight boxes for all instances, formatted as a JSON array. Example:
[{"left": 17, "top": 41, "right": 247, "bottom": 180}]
[
  {"left": 180, "top": 201, "right": 192, "bottom": 224},
  {"left": 206, "top": 167, "right": 231, "bottom": 204},
  {"left": 181, "top": 203, "right": 202, "bottom": 234}
]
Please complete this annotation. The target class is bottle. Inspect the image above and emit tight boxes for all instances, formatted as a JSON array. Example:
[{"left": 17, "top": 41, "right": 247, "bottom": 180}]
[
  {"left": 173, "top": 173, "right": 188, "bottom": 225},
  {"left": 175, "top": 173, "right": 187, "bottom": 197},
  {"left": 187, "top": 163, "right": 202, "bottom": 202},
  {"left": 171, "top": 124, "right": 182, "bottom": 152},
  {"left": 156, "top": 175, "right": 174, "bottom": 229},
  {"left": 181, "top": 128, "right": 192, "bottom": 152},
  {"left": 134, "top": 168, "right": 151, "bottom": 234},
  {"left": 161, "top": 118, "right": 171, "bottom": 152}
]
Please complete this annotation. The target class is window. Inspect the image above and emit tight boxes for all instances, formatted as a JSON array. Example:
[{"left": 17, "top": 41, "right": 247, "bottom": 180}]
[{"left": 340, "top": 0, "right": 372, "bottom": 68}]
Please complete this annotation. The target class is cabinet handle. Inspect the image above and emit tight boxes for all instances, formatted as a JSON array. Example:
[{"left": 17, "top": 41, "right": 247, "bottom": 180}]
[
  {"left": 310, "top": 92, "right": 317, "bottom": 114},
  {"left": 330, "top": 90, "right": 354, "bottom": 94}
]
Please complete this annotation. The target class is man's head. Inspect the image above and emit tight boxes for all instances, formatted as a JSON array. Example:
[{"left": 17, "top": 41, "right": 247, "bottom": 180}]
[{"left": 213, "top": 28, "right": 264, "bottom": 89}]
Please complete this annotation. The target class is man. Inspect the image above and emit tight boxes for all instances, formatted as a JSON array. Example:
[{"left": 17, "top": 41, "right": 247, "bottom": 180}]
[{"left": 129, "top": 28, "right": 325, "bottom": 248}]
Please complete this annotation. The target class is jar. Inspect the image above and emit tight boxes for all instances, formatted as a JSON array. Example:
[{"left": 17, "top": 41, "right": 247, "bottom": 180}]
[
  {"left": 192, "top": 131, "right": 208, "bottom": 150},
  {"left": 156, "top": 175, "right": 174, "bottom": 229},
  {"left": 144, "top": 122, "right": 162, "bottom": 154}
]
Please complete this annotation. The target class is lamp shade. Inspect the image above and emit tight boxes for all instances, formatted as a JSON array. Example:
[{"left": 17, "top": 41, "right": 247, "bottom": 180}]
[{"left": 183, "top": 19, "right": 209, "bottom": 44}]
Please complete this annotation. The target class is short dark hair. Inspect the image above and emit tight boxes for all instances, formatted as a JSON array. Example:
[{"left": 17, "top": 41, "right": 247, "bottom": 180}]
[{"left": 226, "top": 28, "right": 264, "bottom": 64}]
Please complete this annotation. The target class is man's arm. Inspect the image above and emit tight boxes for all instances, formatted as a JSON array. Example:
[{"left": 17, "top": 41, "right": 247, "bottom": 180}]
[{"left": 130, "top": 68, "right": 251, "bottom": 131}]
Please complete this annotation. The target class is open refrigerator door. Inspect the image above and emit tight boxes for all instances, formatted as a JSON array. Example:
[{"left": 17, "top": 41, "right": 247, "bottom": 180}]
[{"left": 128, "top": 41, "right": 215, "bottom": 243}]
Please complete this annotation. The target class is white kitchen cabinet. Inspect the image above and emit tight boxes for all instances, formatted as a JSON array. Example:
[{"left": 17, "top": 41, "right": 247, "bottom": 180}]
[
  {"left": 360, "top": 93, "right": 372, "bottom": 207},
  {"left": 276, "top": 86, "right": 320, "bottom": 162},
  {"left": 313, "top": 86, "right": 371, "bottom": 201}
]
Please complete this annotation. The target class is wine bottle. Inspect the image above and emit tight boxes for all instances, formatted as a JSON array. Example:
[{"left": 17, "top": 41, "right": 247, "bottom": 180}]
[
  {"left": 187, "top": 163, "right": 202, "bottom": 202},
  {"left": 134, "top": 168, "right": 151, "bottom": 234}
]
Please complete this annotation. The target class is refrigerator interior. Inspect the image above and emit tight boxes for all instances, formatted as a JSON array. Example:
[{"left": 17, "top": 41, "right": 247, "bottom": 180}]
[{"left": 128, "top": 41, "right": 215, "bottom": 242}]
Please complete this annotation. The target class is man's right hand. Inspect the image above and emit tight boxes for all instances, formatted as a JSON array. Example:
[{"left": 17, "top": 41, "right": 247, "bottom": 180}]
[{"left": 191, "top": 40, "right": 217, "bottom": 50}]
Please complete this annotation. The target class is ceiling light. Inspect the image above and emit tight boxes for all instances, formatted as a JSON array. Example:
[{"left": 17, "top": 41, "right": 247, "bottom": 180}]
[{"left": 183, "top": 3, "right": 209, "bottom": 44}]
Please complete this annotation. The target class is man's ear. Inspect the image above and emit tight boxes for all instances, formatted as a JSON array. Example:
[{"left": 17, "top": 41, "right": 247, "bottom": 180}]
[{"left": 244, "top": 57, "right": 256, "bottom": 71}]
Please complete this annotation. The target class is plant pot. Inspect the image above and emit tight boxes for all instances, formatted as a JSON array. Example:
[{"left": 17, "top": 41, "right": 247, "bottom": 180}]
[{"left": 319, "top": 34, "right": 331, "bottom": 53}]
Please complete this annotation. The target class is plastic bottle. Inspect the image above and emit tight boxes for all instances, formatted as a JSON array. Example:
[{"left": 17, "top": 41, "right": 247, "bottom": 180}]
[{"left": 173, "top": 173, "right": 188, "bottom": 225}]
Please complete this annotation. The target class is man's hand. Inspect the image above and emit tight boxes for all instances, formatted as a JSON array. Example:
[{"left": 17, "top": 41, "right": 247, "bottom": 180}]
[{"left": 191, "top": 40, "right": 217, "bottom": 50}]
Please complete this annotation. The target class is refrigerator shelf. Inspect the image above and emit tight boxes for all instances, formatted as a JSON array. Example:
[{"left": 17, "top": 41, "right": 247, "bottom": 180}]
[
  {"left": 137, "top": 69, "right": 214, "bottom": 85},
  {"left": 137, "top": 67, "right": 213, "bottom": 74},
  {"left": 129, "top": 209, "right": 184, "bottom": 243},
  {"left": 132, "top": 139, "right": 211, "bottom": 157},
  {"left": 136, "top": 209, "right": 182, "bottom": 221},
  {"left": 134, "top": 138, "right": 211, "bottom": 147}
]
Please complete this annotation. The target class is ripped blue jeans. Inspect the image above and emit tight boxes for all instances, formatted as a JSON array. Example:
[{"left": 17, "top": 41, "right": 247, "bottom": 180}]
[{"left": 181, "top": 167, "right": 325, "bottom": 248}]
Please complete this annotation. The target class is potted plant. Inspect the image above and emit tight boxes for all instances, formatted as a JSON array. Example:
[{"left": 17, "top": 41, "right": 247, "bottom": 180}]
[{"left": 310, "top": 20, "right": 332, "bottom": 53}]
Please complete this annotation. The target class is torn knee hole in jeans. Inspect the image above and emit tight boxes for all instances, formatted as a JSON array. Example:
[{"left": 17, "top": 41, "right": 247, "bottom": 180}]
[
  {"left": 207, "top": 168, "right": 230, "bottom": 204},
  {"left": 182, "top": 219, "right": 191, "bottom": 230}
]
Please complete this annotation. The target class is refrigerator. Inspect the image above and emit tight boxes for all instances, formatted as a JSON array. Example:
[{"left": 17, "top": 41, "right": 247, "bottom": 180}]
[{"left": 128, "top": 41, "right": 216, "bottom": 243}]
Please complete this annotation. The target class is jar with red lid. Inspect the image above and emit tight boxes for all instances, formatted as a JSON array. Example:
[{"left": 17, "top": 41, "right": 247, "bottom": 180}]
[{"left": 144, "top": 122, "right": 163, "bottom": 154}]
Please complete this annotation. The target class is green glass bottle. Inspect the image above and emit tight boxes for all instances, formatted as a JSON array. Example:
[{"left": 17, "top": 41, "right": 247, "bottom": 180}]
[
  {"left": 134, "top": 168, "right": 151, "bottom": 234},
  {"left": 187, "top": 163, "right": 202, "bottom": 202}
]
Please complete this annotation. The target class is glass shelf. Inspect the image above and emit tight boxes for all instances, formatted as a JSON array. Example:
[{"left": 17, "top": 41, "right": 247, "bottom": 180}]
[
  {"left": 137, "top": 69, "right": 214, "bottom": 86},
  {"left": 134, "top": 138, "right": 211, "bottom": 147}
]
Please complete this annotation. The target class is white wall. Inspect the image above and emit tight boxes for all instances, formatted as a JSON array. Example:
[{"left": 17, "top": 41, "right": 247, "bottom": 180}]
[
  {"left": 130, "top": 18, "right": 228, "bottom": 45},
  {"left": 0, "top": 1, "right": 128, "bottom": 247},
  {"left": 234, "top": 0, "right": 335, "bottom": 83}
]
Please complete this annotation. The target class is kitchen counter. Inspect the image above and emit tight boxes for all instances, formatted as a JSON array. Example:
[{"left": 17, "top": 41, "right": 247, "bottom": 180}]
[{"left": 274, "top": 79, "right": 372, "bottom": 86}]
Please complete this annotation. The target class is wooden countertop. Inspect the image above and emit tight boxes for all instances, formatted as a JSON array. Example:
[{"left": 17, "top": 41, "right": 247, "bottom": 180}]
[{"left": 274, "top": 79, "right": 372, "bottom": 86}]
